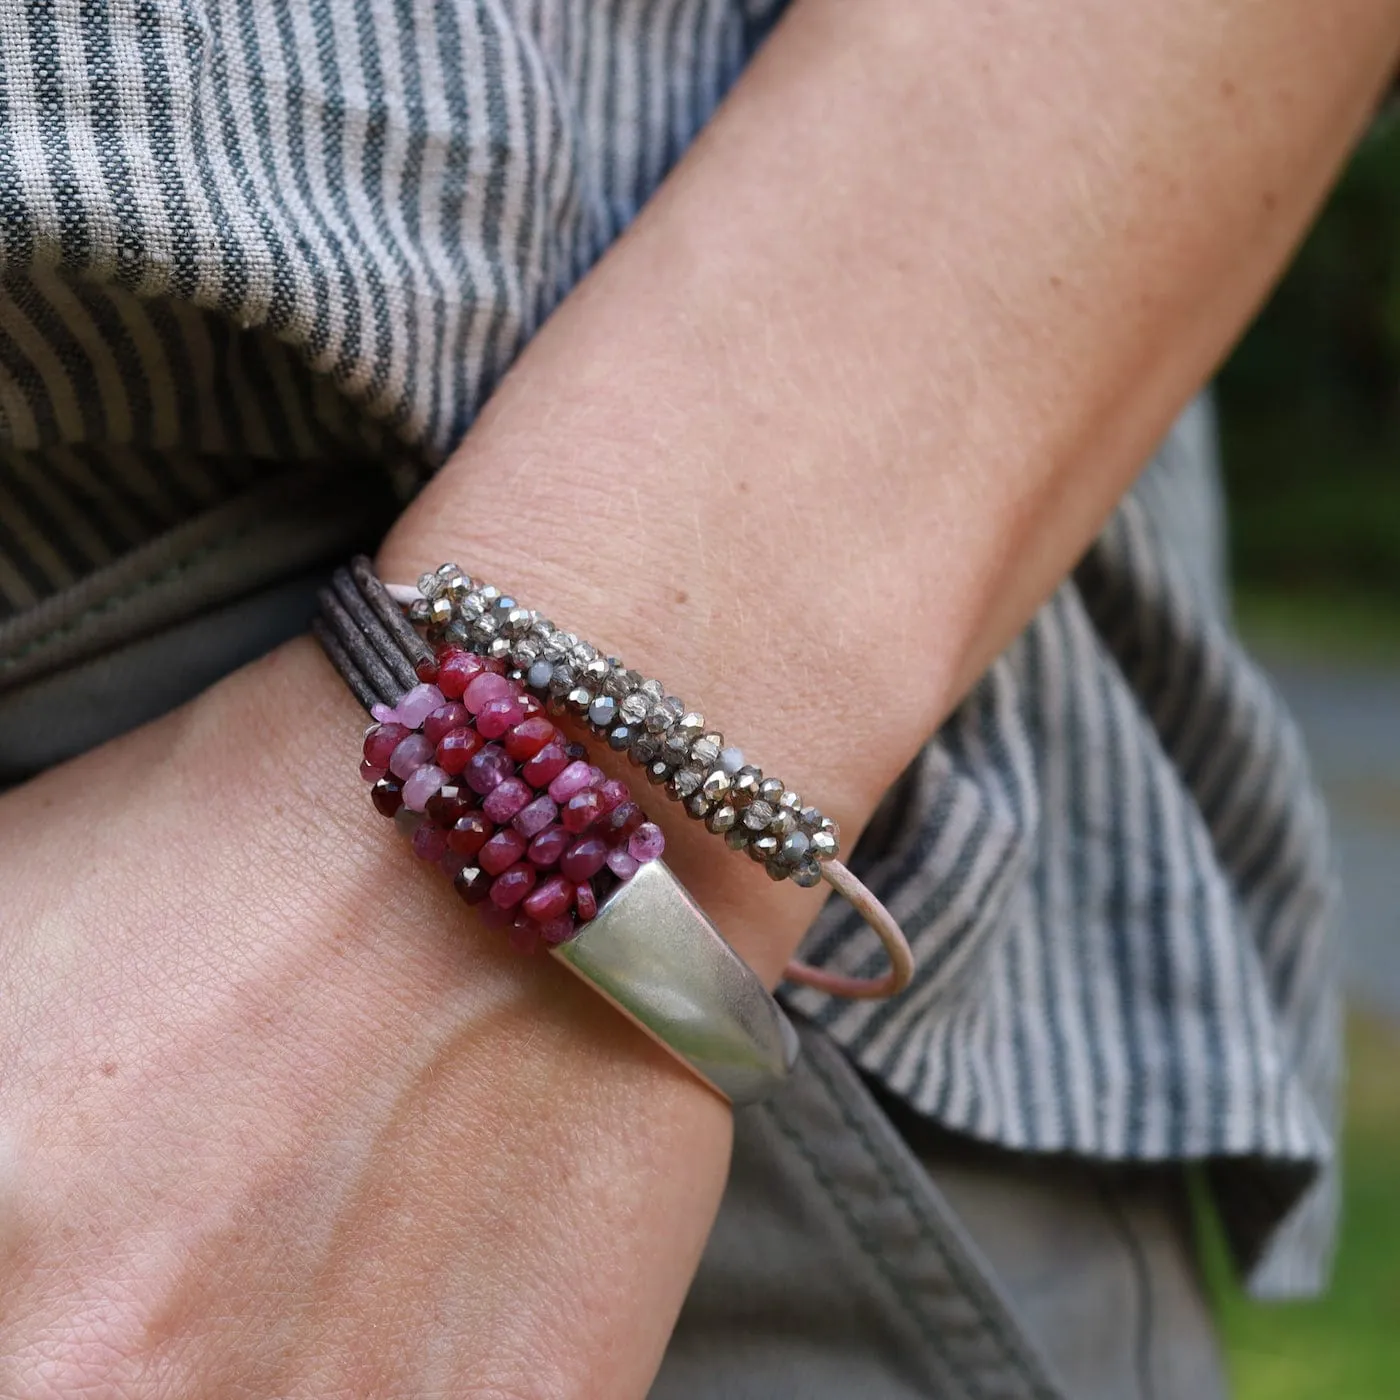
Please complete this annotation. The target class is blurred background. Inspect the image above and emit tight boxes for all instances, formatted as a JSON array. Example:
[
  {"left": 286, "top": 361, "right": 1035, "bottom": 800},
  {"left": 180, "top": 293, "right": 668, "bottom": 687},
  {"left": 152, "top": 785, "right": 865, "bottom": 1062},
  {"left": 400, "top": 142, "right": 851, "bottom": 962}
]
[{"left": 1208, "top": 110, "right": 1400, "bottom": 1399}]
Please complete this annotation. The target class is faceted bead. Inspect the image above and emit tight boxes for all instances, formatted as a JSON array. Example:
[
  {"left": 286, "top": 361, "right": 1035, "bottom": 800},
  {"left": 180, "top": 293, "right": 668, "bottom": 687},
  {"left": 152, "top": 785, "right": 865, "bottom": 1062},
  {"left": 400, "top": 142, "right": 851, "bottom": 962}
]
[
  {"left": 548, "top": 760, "right": 596, "bottom": 803},
  {"left": 364, "top": 721, "right": 411, "bottom": 769},
  {"left": 447, "top": 811, "right": 492, "bottom": 857},
  {"left": 526, "top": 659, "right": 554, "bottom": 690},
  {"left": 767, "top": 809, "right": 797, "bottom": 839},
  {"left": 504, "top": 715, "right": 557, "bottom": 761},
  {"left": 463, "top": 743, "right": 513, "bottom": 795},
  {"left": 438, "top": 850, "right": 469, "bottom": 880},
  {"left": 810, "top": 829, "right": 839, "bottom": 861},
  {"left": 523, "top": 874, "right": 574, "bottom": 923},
  {"left": 706, "top": 804, "right": 737, "bottom": 835},
  {"left": 639, "top": 678, "right": 665, "bottom": 703},
  {"left": 574, "top": 882, "right": 599, "bottom": 922},
  {"left": 436, "top": 648, "right": 484, "bottom": 700},
  {"left": 792, "top": 859, "right": 823, "bottom": 888},
  {"left": 662, "top": 734, "right": 692, "bottom": 767},
  {"left": 677, "top": 711, "right": 705, "bottom": 741},
  {"left": 424, "top": 702, "right": 470, "bottom": 746},
  {"left": 360, "top": 759, "right": 386, "bottom": 783},
  {"left": 389, "top": 732, "right": 435, "bottom": 779},
  {"left": 778, "top": 790, "right": 802, "bottom": 813},
  {"left": 587, "top": 695, "right": 618, "bottom": 728},
  {"left": 606, "top": 848, "right": 639, "bottom": 881},
  {"left": 537, "top": 912, "right": 577, "bottom": 946},
  {"left": 629, "top": 734, "right": 661, "bottom": 766},
  {"left": 719, "top": 746, "right": 745, "bottom": 776},
  {"left": 512, "top": 795, "right": 558, "bottom": 839},
  {"left": 370, "top": 776, "right": 404, "bottom": 818},
  {"left": 781, "top": 831, "right": 811, "bottom": 865},
  {"left": 480, "top": 827, "right": 528, "bottom": 876},
  {"left": 628, "top": 823, "right": 665, "bottom": 863},
  {"left": 561, "top": 789, "right": 604, "bottom": 834},
  {"left": 435, "top": 726, "right": 484, "bottom": 775},
  {"left": 685, "top": 792, "right": 712, "bottom": 820},
  {"left": 758, "top": 778, "right": 785, "bottom": 806},
  {"left": 560, "top": 835, "right": 609, "bottom": 883},
  {"left": 395, "top": 683, "right": 446, "bottom": 730},
  {"left": 418, "top": 570, "right": 444, "bottom": 599},
  {"left": 565, "top": 740, "right": 588, "bottom": 762},
  {"left": 731, "top": 767, "right": 763, "bottom": 807},
  {"left": 596, "top": 778, "right": 630, "bottom": 813},
  {"left": 463, "top": 670, "right": 514, "bottom": 714},
  {"left": 517, "top": 692, "right": 546, "bottom": 720},
  {"left": 428, "top": 595, "right": 453, "bottom": 628},
  {"left": 725, "top": 826, "right": 751, "bottom": 851},
  {"left": 415, "top": 656, "right": 440, "bottom": 684},
  {"left": 618, "top": 693, "right": 648, "bottom": 726},
  {"left": 605, "top": 801, "right": 644, "bottom": 844},
  {"left": 748, "top": 833, "right": 780, "bottom": 863},
  {"left": 370, "top": 702, "right": 398, "bottom": 723},
  {"left": 646, "top": 760, "right": 670, "bottom": 786},
  {"left": 527, "top": 824, "right": 573, "bottom": 869},
  {"left": 412, "top": 822, "right": 448, "bottom": 862},
  {"left": 742, "top": 799, "right": 776, "bottom": 832},
  {"left": 764, "top": 859, "right": 789, "bottom": 883},
  {"left": 608, "top": 724, "right": 635, "bottom": 752},
  {"left": 700, "top": 769, "right": 732, "bottom": 801},
  {"left": 521, "top": 742, "right": 570, "bottom": 789},
  {"left": 489, "top": 862, "right": 537, "bottom": 909},
  {"left": 482, "top": 776, "right": 533, "bottom": 824},
  {"left": 402, "top": 763, "right": 448, "bottom": 812},
  {"left": 799, "top": 806, "right": 824, "bottom": 832},
  {"left": 690, "top": 735, "right": 722, "bottom": 770},
  {"left": 476, "top": 694, "right": 528, "bottom": 739},
  {"left": 565, "top": 686, "right": 593, "bottom": 716},
  {"left": 426, "top": 783, "right": 473, "bottom": 827}
]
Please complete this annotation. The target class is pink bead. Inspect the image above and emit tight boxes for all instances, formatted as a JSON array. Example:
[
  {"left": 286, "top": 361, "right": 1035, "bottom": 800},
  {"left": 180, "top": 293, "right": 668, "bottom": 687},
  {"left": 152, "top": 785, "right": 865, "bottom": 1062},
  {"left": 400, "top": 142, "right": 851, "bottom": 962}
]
[
  {"left": 522, "top": 874, "right": 574, "bottom": 923},
  {"left": 479, "top": 827, "right": 527, "bottom": 876},
  {"left": 489, "top": 862, "right": 537, "bottom": 909},
  {"left": 412, "top": 822, "right": 448, "bottom": 862},
  {"left": 476, "top": 695, "right": 528, "bottom": 740},
  {"left": 402, "top": 763, "right": 448, "bottom": 812},
  {"left": 574, "top": 882, "right": 598, "bottom": 922},
  {"left": 548, "top": 760, "right": 596, "bottom": 803},
  {"left": 437, "top": 648, "right": 485, "bottom": 699},
  {"left": 527, "top": 824, "right": 572, "bottom": 869},
  {"left": 561, "top": 789, "right": 604, "bottom": 834},
  {"left": 463, "top": 671, "right": 513, "bottom": 715},
  {"left": 463, "top": 743, "right": 513, "bottom": 795},
  {"left": 605, "top": 801, "right": 644, "bottom": 845},
  {"left": 395, "top": 683, "right": 445, "bottom": 730},
  {"left": 512, "top": 795, "right": 558, "bottom": 839},
  {"left": 538, "top": 913, "right": 577, "bottom": 946},
  {"left": 504, "top": 715, "right": 557, "bottom": 762},
  {"left": 482, "top": 776, "right": 532, "bottom": 824},
  {"left": 363, "top": 721, "right": 411, "bottom": 769},
  {"left": 628, "top": 822, "right": 665, "bottom": 863},
  {"left": 521, "top": 743, "right": 570, "bottom": 789},
  {"left": 371, "top": 702, "right": 397, "bottom": 723},
  {"left": 360, "top": 758, "right": 386, "bottom": 783},
  {"left": 596, "top": 778, "right": 629, "bottom": 813},
  {"left": 509, "top": 918, "right": 542, "bottom": 955},
  {"left": 560, "top": 835, "right": 608, "bottom": 883},
  {"left": 424, "top": 702, "right": 470, "bottom": 746},
  {"left": 389, "top": 732, "right": 435, "bottom": 779},
  {"left": 607, "top": 849, "right": 639, "bottom": 881}
]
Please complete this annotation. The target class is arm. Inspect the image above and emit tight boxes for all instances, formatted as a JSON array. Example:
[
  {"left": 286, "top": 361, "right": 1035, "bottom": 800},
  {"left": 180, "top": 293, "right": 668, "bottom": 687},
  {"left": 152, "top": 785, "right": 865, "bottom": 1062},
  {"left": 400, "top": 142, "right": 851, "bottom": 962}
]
[{"left": 4, "top": 1, "right": 1396, "bottom": 1395}]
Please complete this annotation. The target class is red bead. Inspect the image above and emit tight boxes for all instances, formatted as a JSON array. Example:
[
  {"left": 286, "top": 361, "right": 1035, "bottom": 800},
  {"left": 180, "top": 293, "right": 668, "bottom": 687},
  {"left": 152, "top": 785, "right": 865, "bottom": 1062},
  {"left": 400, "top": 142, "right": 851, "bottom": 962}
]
[
  {"left": 437, "top": 648, "right": 486, "bottom": 699},
  {"left": 454, "top": 864, "right": 492, "bottom": 905},
  {"left": 521, "top": 742, "right": 569, "bottom": 789},
  {"left": 596, "top": 778, "right": 629, "bottom": 813},
  {"left": 574, "top": 882, "right": 598, "bottom": 922},
  {"left": 509, "top": 917, "right": 542, "bottom": 955},
  {"left": 504, "top": 715, "right": 557, "bottom": 762},
  {"left": 605, "top": 801, "right": 644, "bottom": 844},
  {"left": 526, "top": 824, "right": 572, "bottom": 869},
  {"left": 476, "top": 695, "right": 528, "bottom": 740},
  {"left": 426, "top": 783, "right": 474, "bottom": 827},
  {"left": 360, "top": 758, "right": 386, "bottom": 783},
  {"left": 371, "top": 776, "right": 404, "bottom": 817},
  {"left": 518, "top": 693, "right": 546, "bottom": 720},
  {"left": 424, "top": 702, "right": 470, "bottom": 746},
  {"left": 415, "top": 656, "right": 440, "bottom": 683},
  {"left": 463, "top": 671, "right": 513, "bottom": 715},
  {"left": 480, "top": 827, "right": 528, "bottom": 876},
  {"left": 483, "top": 655, "right": 508, "bottom": 675},
  {"left": 537, "top": 913, "right": 576, "bottom": 946},
  {"left": 448, "top": 811, "right": 492, "bottom": 857},
  {"left": 512, "top": 795, "right": 558, "bottom": 839},
  {"left": 489, "top": 862, "right": 537, "bottom": 909},
  {"left": 412, "top": 823, "right": 448, "bottom": 862},
  {"left": 363, "top": 721, "right": 411, "bottom": 769},
  {"left": 561, "top": 788, "right": 604, "bottom": 834},
  {"left": 522, "top": 874, "right": 573, "bottom": 923},
  {"left": 560, "top": 835, "right": 608, "bottom": 883},
  {"left": 435, "top": 726, "right": 484, "bottom": 775}
]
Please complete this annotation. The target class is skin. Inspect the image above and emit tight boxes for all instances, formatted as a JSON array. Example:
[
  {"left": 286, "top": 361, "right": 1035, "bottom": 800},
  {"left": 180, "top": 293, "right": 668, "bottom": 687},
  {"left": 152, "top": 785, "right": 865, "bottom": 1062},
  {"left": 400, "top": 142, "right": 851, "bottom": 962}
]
[{"left": 3, "top": 0, "right": 1399, "bottom": 1395}]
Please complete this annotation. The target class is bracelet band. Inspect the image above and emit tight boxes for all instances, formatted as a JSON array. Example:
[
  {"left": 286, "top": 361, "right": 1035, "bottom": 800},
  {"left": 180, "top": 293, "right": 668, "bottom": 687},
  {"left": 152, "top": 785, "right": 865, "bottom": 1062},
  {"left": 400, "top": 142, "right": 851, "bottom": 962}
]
[{"left": 315, "top": 559, "right": 799, "bottom": 1105}]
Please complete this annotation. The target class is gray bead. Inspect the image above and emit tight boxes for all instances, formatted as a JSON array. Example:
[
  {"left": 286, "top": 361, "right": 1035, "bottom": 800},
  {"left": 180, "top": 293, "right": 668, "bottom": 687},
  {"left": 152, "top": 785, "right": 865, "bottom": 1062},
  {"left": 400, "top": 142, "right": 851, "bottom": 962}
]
[
  {"left": 619, "top": 693, "right": 649, "bottom": 726},
  {"left": 792, "top": 859, "right": 823, "bottom": 888},
  {"left": 685, "top": 791, "right": 713, "bottom": 820},
  {"left": 677, "top": 711, "right": 706, "bottom": 741},
  {"left": 742, "top": 799, "right": 775, "bottom": 832},
  {"left": 671, "top": 767, "right": 704, "bottom": 800},
  {"left": 548, "top": 662, "right": 576, "bottom": 696},
  {"left": 690, "top": 734, "right": 722, "bottom": 770},
  {"left": 583, "top": 657, "right": 610, "bottom": 686},
  {"left": 719, "top": 746, "right": 745, "bottom": 776},
  {"left": 758, "top": 777, "right": 785, "bottom": 806},
  {"left": 428, "top": 595, "right": 453, "bottom": 628},
  {"left": 646, "top": 759, "right": 671, "bottom": 786},
  {"left": 799, "top": 805, "right": 824, "bottom": 831},
  {"left": 725, "top": 825, "right": 751, "bottom": 851},
  {"left": 701, "top": 768, "right": 732, "bottom": 801},
  {"left": 566, "top": 686, "right": 593, "bottom": 715},
  {"left": 778, "top": 790, "right": 802, "bottom": 813},
  {"left": 781, "top": 831, "right": 811, "bottom": 865},
  {"left": 645, "top": 705, "right": 676, "bottom": 735},
  {"left": 493, "top": 595, "right": 517, "bottom": 616},
  {"left": 504, "top": 606, "right": 533, "bottom": 638},
  {"left": 446, "top": 573, "right": 474, "bottom": 601},
  {"left": 488, "top": 636, "right": 512, "bottom": 660},
  {"left": 821, "top": 816, "right": 841, "bottom": 843},
  {"left": 731, "top": 767, "right": 763, "bottom": 807},
  {"left": 588, "top": 695, "right": 619, "bottom": 728},
  {"left": 639, "top": 678, "right": 665, "bottom": 703},
  {"left": 511, "top": 640, "right": 540, "bottom": 668},
  {"left": 408, "top": 597, "right": 431, "bottom": 626},
  {"left": 810, "top": 829, "right": 839, "bottom": 861},
  {"left": 767, "top": 809, "right": 796, "bottom": 840},
  {"left": 418, "top": 570, "right": 444, "bottom": 600},
  {"left": 436, "top": 561, "right": 462, "bottom": 581},
  {"left": 479, "top": 584, "right": 502, "bottom": 605},
  {"left": 707, "top": 804, "right": 738, "bottom": 835},
  {"left": 530, "top": 618, "right": 554, "bottom": 642},
  {"left": 471, "top": 614, "right": 499, "bottom": 642},
  {"left": 527, "top": 660, "right": 554, "bottom": 690},
  {"left": 571, "top": 642, "right": 600, "bottom": 668},
  {"left": 608, "top": 724, "right": 635, "bottom": 752},
  {"left": 662, "top": 734, "right": 692, "bottom": 769},
  {"left": 748, "top": 834, "right": 779, "bottom": 863},
  {"left": 443, "top": 617, "right": 469, "bottom": 644},
  {"left": 605, "top": 666, "right": 635, "bottom": 699},
  {"left": 630, "top": 733, "right": 661, "bottom": 766},
  {"left": 764, "top": 859, "right": 789, "bottom": 883}
]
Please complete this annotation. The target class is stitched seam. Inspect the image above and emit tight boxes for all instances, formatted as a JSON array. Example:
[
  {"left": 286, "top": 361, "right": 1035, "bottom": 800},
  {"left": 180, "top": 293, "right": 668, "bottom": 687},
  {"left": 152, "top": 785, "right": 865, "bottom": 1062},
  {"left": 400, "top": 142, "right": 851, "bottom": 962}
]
[
  {"left": 0, "top": 518, "right": 266, "bottom": 667},
  {"left": 801, "top": 1047, "right": 1062, "bottom": 1398}
]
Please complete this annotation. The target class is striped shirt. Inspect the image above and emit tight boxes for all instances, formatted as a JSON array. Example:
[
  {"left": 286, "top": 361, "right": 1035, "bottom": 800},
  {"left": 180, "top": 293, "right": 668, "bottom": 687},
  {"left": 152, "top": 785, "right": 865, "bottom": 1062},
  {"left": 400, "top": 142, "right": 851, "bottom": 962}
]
[{"left": 0, "top": 0, "right": 1336, "bottom": 1297}]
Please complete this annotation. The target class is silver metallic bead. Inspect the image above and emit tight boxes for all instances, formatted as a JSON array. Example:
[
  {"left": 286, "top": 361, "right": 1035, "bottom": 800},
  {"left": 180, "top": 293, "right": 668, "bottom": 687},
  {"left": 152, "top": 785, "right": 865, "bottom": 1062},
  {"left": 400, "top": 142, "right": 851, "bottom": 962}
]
[
  {"left": 767, "top": 809, "right": 797, "bottom": 840},
  {"left": 530, "top": 618, "right": 554, "bottom": 642},
  {"left": 583, "top": 657, "right": 610, "bottom": 686},
  {"left": 645, "top": 704, "right": 677, "bottom": 735},
  {"left": 471, "top": 614, "right": 499, "bottom": 642},
  {"left": 608, "top": 724, "right": 636, "bottom": 752},
  {"left": 748, "top": 834, "right": 779, "bottom": 863},
  {"left": 781, "top": 831, "right": 811, "bottom": 865},
  {"left": 435, "top": 561, "right": 462, "bottom": 580},
  {"left": 479, "top": 584, "right": 501, "bottom": 605},
  {"left": 511, "top": 639, "right": 540, "bottom": 667},
  {"left": 662, "top": 733, "right": 692, "bottom": 767},
  {"left": 458, "top": 592, "right": 485, "bottom": 619},
  {"left": 810, "top": 829, "right": 839, "bottom": 861},
  {"left": 443, "top": 618, "right": 470, "bottom": 645},
  {"left": 670, "top": 767, "right": 704, "bottom": 801},
  {"left": 571, "top": 641, "right": 599, "bottom": 668},
  {"left": 639, "top": 678, "right": 665, "bottom": 703},
  {"left": 677, "top": 712, "right": 706, "bottom": 742},
  {"left": 778, "top": 790, "right": 802, "bottom": 813},
  {"left": 731, "top": 767, "right": 763, "bottom": 807},
  {"left": 488, "top": 636, "right": 512, "bottom": 660},
  {"left": 758, "top": 777, "right": 784, "bottom": 806},
  {"left": 725, "top": 825, "right": 750, "bottom": 851},
  {"left": 418, "top": 570, "right": 444, "bottom": 600},
  {"left": 408, "top": 597, "right": 431, "bottom": 626},
  {"left": 792, "top": 859, "right": 823, "bottom": 888},
  {"left": 428, "top": 595, "right": 453, "bottom": 628},
  {"left": 719, "top": 746, "right": 745, "bottom": 776},
  {"left": 630, "top": 733, "right": 661, "bottom": 766},
  {"left": 707, "top": 804, "right": 738, "bottom": 835},
  {"left": 646, "top": 759, "right": 671, "bottom": 786},
  {"left": 764, "top": 859, "right": 789, "bottom": 883},
  {"left": 566, "top": 686, "right": 593, "bottom": 716},
  {"left": 619, "top": 693, "right": 649, "bottom": 726},
  {"left": 701, "top": 768, "right": 732, "bottom": 801},
  {"left": 799, "top": 806, "right": 823, "bottom": 832},
  {"left": 549, "top": 662, "right": 577, "bottom": 696},
  {"left": 690, "top": 733, "right": 722, "bottom": 770},
  {"left": 446, "top": 574, "right": 474, "bottom": 603},
  {"left": 605, "top": 666, "right": 635, "bottom": 699},
  {"left": 685, "top": 791, "right": 713, "bottom": 820},
  {"left": 742, "top": 799, "right": 775, "bottom": 832},
  {"left": 504, "top": 606, "right": 533, "bottom": 638}
]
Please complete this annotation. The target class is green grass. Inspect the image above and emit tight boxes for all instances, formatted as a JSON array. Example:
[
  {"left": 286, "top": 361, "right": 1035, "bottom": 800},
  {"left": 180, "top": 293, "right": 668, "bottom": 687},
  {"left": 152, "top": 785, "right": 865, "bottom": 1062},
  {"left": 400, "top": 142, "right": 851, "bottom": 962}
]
[
  {"left": 1206, "top": 1014, "right": 1400, "bottom": 1399},
  {"left": 1235, "top": 586, "right": 1400, "bottom": 665}
]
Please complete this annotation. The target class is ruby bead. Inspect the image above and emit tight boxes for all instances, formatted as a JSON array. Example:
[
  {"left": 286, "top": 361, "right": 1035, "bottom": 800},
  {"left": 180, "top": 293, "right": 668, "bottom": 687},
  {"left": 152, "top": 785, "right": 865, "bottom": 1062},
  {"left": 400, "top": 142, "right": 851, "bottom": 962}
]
[
  {"left": 512, "top": 794, "right": 558, "bottom": 839},
  {"left": 527, "top": 824, "right": 572, "bottom": 868},
  {"left": 463, "top": 743, "right": 513, "bottom": 795},
  {"left": 548, "top": 760, "right": 595, "bottom": 803},
  {"left": 364, "top": 721, "right": 411, "bottom": 769},
  {"left": 628, "top": 822, "right": 665, "bottom": 863},
  {"left": 607, "top": 848, "right": 639, "bottom": 881},
  {"left": 448, "top": 811, "right": 493, "bottom": 856},
  {"left": 574, "top": 882, "right": 598, "bottom": 922},
  {"left": 484, "top": 655, "right": 508, "bottom": 675},
  {"left": 395, "top": 683, "right": 445, "bottom": 730},
  {"left": 476, "top": 695, "right": 528, "bottom": 740},
  {"left": 509, "top": 917, "right": 542, "bottom": 955},
  {"left": 454, "top": 864, "right": 492, "bottom": 905},
  {"left": 561, "top": 788, "right": 604, "bottom": 834},
  {"left": 360, "top": 758, "right": 385, "bottom": 783},
  {"left": 425, "top": 702, "right": 470, "bottom": 746},
  {"left": 436, "top": 726, "right": 484, "bottom": 775},
  {"left": 389, "top": 732, "right": 434, "bottom": 779},
  {"left": 463, "top": 671, "right": 513, "bottom": 715},
  {"left": 521, "top": 742, "right": 570, "bottom": 789},
  {"left": 439, "top": 849, "right": 469, "bottom": 879},
  {"left": 478, "top": 902, "right": 513, "bottom": 930},
  {"left": 560, "top": 835, "right": 608, "bottom": 883},
  {"left": 482, "top": 776, "right": 532, "bottom": 824},
  {"left": 437, "top": 648, "right": 485, "bottom": 699},
  {"left": 402, "top": 763, "right": 448, "bottom": 812},
  {"left": 504, "top": 715, "right": 557, "bottom": 762},
  {"left": 596, "top": 778, "right": 629, "bottom": 813},
  {"left": 415, "top": 656, "right": 440, "bottom": 683},
  {"left": 538, "top": 913, "right": 577, "bottom": 946},
  {"left": 426, "top": 783, "right": 474, "bottom": 827},
  {"left": 522, "top": 874, "right": 573, "bottom": 923},
  {"left": 480, "top": 827, "right": 528, "bottom": 876},
  {"left": 605, "top": 801, "right": 644, "bottom": 844},
  {"left": 518, "top": 693, "right": 546, "bottom": 720},
  {"left": 412, "top": 822, "right": 448, "bottom": 862},
  {"left": 489, "top": 862, "right": 537, "bottom": 909},
  {"left": 371, "top": 776, "right": 404, "bottom": 817}
]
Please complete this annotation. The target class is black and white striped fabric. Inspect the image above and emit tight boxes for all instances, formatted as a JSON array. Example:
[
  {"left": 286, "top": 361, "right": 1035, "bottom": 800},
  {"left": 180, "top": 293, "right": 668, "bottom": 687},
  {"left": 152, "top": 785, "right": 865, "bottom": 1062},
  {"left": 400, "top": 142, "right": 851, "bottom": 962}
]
[{"left": 0, "top": 0, "right": 1336, "bottom": 1296}]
